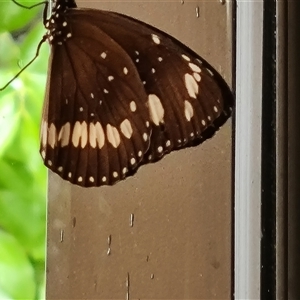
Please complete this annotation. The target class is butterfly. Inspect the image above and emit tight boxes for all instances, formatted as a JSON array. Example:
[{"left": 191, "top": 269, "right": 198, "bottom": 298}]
[{"left": 15, "top": 0, "right": 233, "bottom": 187}]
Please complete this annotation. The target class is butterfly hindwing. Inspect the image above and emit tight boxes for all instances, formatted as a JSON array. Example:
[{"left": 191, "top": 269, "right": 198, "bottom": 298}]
[{"left": 41, "top": 12, "right": 153, "bottom": 186}]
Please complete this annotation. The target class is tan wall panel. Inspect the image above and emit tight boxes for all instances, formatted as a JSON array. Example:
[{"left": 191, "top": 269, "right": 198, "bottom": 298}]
[{"left": 46, "top": 1, "right": 233, "bottom": 299}]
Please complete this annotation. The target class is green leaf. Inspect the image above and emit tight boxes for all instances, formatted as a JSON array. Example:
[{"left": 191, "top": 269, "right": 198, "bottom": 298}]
[
  {"left": 0, "top": 1, "right": 43, "bottom": 34},
  {"left": 0, "top": 4, "right": 47, "bottom": 299},
  {"left": 0, "top": 230, "right": 36, "bottom": 299}
]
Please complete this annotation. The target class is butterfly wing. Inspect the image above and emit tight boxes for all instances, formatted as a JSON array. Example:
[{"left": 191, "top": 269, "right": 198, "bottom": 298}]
[
  {"left": 41, "top": 15, "right": 152, "bottom": 187},
  {"left": 40, "top": 7, "right": 233, "bottom": 187},
  {"left": 70, "top": 9, "right": 233, "bottom": 162}
]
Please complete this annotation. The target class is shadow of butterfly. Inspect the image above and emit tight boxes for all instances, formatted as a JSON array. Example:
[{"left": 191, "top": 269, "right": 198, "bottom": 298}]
[{"left": 16, "top": 0, "right": 234, "bottom": 187}]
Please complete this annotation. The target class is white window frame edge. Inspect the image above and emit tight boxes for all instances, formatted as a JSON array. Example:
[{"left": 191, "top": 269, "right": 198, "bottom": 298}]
[{"left": 235, "top": 1, "right": 263, "bottom": 299}]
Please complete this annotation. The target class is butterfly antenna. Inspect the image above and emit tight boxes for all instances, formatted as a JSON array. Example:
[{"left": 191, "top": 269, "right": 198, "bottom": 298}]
[
  {"left": 0, "top": 1, "right": 50, "bottom": 91},
  {"left": 11, "top": 0, "right": 48, "bottom": 11},
  {"left": 12, "top": 1, "right": 49, "bottom": 25},
  {"left": 0, "top": 36, "right": 47, "bottom": 91}
]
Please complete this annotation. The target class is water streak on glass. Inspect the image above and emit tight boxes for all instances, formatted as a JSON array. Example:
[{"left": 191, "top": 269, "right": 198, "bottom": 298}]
[
  {"left": 195, "top": 6, "right": 200, "bottom": 18},
  {"left": 130, "top": 213, "right": 134, "bottom": 227},
  {"left": 126, "top": 272, "right": 130, "bottom": 300},
  {"left": 60, "top": 229, "right": 64, "bottom": 242}
]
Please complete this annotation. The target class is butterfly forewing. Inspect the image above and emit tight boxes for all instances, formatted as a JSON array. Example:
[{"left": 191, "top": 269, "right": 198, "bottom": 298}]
[
  {"left": 70, "top": 9, "right": 230, "bottom": 161},
  {"left": 40, "top": 1, "right": 233, "bottom": 187}
]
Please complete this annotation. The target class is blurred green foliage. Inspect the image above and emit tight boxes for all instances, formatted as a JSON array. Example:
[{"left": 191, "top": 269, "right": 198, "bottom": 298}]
[{"left": 0, "top": 1, "right": 48, "bottom": 299}]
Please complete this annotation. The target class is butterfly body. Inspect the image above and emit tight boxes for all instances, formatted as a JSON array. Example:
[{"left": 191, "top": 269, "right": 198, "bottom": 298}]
[{"left": 40, "top": 0, "right": 233, "bottom": 187}]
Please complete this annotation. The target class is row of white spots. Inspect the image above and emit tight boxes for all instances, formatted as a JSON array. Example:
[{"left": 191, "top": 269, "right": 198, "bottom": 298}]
[
  {"left": 41, "top": 119, "right": 136, "bottom": 150},
  {"left": 155, "top": 139, "right": 171, "bottom": 155},
  {"left": 183, "top": 53, "right": 215, "bottom": 78},
  {"left": 182, "top": 54, "right": 203, "bottom": 81}
]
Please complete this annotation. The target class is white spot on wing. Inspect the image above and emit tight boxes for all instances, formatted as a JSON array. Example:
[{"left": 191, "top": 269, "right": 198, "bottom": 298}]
[
  {"left": 89, "top": 123, "right": 97, "bottom": 148},
  {"left": 206, "top": 67, "right": 214, "bottom": 76},
  {"left": 123, "top": 67, "right": 128, "bottom": 75},
  {"left": 130, "top": 101, "right": 137, "bottom": 112},
  {"left": 120, "top": 119, "right": 133, "bottom": 139},
  {"left": 101, "top": 52, "right": 107, "bottom": 59},
  {"left": 106, "top": 124, "right": 121, "bottom": 148},
  {"left": 148, "top": 94, "right": 165, "bottom": 125},
  {"left": 72, "top": 123, "right": 81, "bottom": 148},
  {"left": 130, "top": 157, "right": 136, "bottom": 165},
  {"left": 184, "top": 73, "right": 199, "bottom": 99},
  {"left": 48, "top": 123, "right": 57, "bottom": 148},
  {"left": 184, "top": 100, "right": 194, "bottom": 121},
  {"left": 193, "top": 72, "right": 201, "bottom": 82},
  {"left": 113, "top": 171, "right": 118, "bottom": 178},
  {"left": 182, "top": 54, "right": 190, "bottom": 61},
  {"left": 41, "top": 121, "right": 47, "bottom": 147},
  {"left": 58, "top": 122, "right": 71, "bottom": 147},
  {"left": 151, "top": 34, "right": 160, "bottom": 44},
  {"left": 189, "top": 62, "right": 201, "bottom": 73},
  {"left": 80, "top": 122, "right": 88, "bottom": 148},
  {"left": 95, "top": 122, "right": 105, "bottom": 149}
]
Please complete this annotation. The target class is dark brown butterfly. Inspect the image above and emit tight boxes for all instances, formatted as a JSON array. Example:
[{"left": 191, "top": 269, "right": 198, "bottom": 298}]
[{"left": 20, "top": 0, "right": 234, "bottom": 187}]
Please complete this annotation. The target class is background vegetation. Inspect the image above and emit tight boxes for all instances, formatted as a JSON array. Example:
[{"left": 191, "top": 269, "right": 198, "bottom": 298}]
[{"left": 0, "top": 1, "right": 48, "bottom": 299}]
